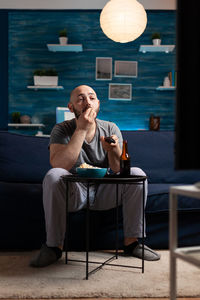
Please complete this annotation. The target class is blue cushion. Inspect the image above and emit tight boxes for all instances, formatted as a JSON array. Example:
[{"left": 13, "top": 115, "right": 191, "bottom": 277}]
[
  {"left": 122, "top": 130, "right": 200, "bottom": 184},
  {"left": 1, "top": 130, "right": 200, "bottom": 185},
  {"left": 0, "top": 131, "right": 51, "bottom": 182}
]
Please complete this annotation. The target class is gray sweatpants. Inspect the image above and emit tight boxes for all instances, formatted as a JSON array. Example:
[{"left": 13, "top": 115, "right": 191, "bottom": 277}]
[{"left": 43, "top": 167, "right": 148, "bottom": 247}]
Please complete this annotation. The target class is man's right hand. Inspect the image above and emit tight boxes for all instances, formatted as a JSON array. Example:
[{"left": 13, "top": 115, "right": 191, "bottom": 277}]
[
  {"left": 76, "top": 107, "right": 97, "bottom": 132},
  {"left": 50, "top": 107, "right": 97, "bottom": 170}
]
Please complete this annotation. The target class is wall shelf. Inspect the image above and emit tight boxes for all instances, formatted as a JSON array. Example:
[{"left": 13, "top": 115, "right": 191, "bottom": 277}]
[
  {"left": 27, "top": 85, "right": 64, "bottom": 90},
  {"left": 8, "top": 123, "right": 45, "bottom": 128},
  {"left": 139, "top": 45, "right": 175, "bottom": 53},
  {"left": 47, "top": 44, "right": 83, "bottom": 52},
  {"left": 156, "top": 86, "right": 176, "bottom": 91}
]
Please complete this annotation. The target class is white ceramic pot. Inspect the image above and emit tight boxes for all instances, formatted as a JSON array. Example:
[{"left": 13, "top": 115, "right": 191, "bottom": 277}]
[
  {"left": 59, "top": 37, "right": 68, "bottom": 45},
  {"left": 34, "top": 76, "right": 58, "bottom": 86},
  {"left": 152, "top": 38, "right": 161, "bottom": 46}
]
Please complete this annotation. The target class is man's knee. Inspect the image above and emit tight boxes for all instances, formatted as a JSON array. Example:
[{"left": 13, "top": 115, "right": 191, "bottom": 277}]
[
  {"left": 130, "top": 167, "right": 146, "bottom": 177},
  {"left": 43, "top": 168, "right": 70, "bottom": 187},
  {"left": 129, "top": 167, "right": 148, "bottom": 199}
]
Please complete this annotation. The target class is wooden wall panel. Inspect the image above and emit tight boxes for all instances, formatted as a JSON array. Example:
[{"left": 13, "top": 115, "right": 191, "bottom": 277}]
[{"left": 8, "top": 10, "right": 176, "bottom": 134}]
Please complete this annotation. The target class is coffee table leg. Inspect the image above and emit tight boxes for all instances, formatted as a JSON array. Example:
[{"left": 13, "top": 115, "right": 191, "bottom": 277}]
[
  {"left": 115, "top": 183, "right": 119, "bottom": 259},
  {"left": 65, "top": 181, "right": 69, "bottom": 264},
  {"left": 170, "top": 192, "right": 177, "bottom": 300},
  {"left": 142, "top": 180, "right": 145, "bottom": 273},
  {"left": 86, "top": 182, "right": 90, "bottom": 279}
]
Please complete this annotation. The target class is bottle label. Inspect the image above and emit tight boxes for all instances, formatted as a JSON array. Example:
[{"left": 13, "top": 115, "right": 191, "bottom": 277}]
[{"left": 120, "top": 160, "right": 131, "bottom": 176}]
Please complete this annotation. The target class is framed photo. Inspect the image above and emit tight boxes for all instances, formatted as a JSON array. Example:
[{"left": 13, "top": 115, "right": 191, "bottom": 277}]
[
  {"left": 96, "top": 57, "right": 112, "bottom": 80},
  {"left": 114, "top": 61, "right": 138, "bottom": 78},
  {"left": 109, "top": 83, "right": 132, "bottom": 101}
]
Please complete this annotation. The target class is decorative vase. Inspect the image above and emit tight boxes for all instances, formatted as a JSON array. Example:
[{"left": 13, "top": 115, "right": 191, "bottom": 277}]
[
  {"left": 31, "top": 116, "right": 40, "bottom": 124},
  {"left": 152, "top": 38, "right": 161, "bottom": 46},
  {"left": 59, "top": 37, "right": 68, "bottom": 45},
  {"left": 163, "top": 76, "right": 170, "bottom": 87},
  {"left": 149, "top": 115, "right": 160, "bottom": 131}
]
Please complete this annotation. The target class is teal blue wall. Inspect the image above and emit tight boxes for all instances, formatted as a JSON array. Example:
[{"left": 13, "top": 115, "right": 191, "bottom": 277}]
[
  {"left": 0, "top": 11, "right": 8, "bottom": 130},
  {"left": 8, "top": 10, "right": 176, "bottom": 134}
]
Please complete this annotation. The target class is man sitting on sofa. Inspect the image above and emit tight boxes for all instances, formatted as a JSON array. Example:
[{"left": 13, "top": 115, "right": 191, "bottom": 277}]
[{"left": 30, "top": 85, "right": 160, "bottom": 267}]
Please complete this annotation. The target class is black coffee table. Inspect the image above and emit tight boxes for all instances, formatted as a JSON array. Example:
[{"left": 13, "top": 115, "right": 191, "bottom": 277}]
[{"left": 62, "top": 174, "right": 147, "bottom": 279}]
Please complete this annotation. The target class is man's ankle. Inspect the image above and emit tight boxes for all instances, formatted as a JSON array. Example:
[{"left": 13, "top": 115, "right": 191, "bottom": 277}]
[
  {"left": 46, "top": 244, "right": 62, "bottom": 259},
  {"left": 124, "top": 237, "right": 138, "bottom": 246}
]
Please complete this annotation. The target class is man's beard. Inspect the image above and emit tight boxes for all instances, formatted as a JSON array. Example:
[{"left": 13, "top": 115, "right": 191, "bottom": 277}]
[{"left": 72, "top": 104, "right": 100, "bottom": 119}]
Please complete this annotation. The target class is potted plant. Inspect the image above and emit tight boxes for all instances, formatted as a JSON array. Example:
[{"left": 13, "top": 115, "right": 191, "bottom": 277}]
[
  {"left": 59, "top": 28, "right": 68, "bottom": 45},
  {"left": 11, "top": 111, "right": 21, "bottom": 123},
  {"left": 151, "top": 32, "right": 161, "bottom": 46},
  {"left": 33, "top": 69, "right": 58, "bottom": 86}
]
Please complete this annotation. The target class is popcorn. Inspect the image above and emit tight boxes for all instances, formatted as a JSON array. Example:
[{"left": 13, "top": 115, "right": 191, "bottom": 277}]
[{"left": 79, "top": 163, "right": 100, "bottom": 169}]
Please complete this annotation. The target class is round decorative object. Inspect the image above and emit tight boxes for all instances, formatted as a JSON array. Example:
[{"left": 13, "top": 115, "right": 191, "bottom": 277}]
[
  {"left": 100, "top": 0, "right": 147, "bottom": 43},
  {"left": 20, "top": 115, "right": 31, "bottom": 124}
]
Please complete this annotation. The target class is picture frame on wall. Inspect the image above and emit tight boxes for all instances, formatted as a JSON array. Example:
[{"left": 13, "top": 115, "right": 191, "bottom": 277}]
[
  {"left": 96, "top": 57, "right": 112, "bottom": 80},
  {"left": 109, "top": 83, "right": 132, "bottom": 101},
  {"left": 114, "top": 61, "right": 138, "bottom": 78}
]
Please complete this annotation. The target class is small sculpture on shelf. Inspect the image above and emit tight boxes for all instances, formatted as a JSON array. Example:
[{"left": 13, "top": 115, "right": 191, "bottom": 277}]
[
  {"left": 59, "top": 28, "right": 68, "bottom": 45},
  {"left": 163, "top": 76, "right": 170, "bottom": 87},
  {"left": 151, "top": 32, "right": 161, "bottom": 46}
]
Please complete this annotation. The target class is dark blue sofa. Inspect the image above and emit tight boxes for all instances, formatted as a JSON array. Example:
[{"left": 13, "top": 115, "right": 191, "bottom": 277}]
[{"left": 0, "top": 130, "right": 200, "bottom": 250}]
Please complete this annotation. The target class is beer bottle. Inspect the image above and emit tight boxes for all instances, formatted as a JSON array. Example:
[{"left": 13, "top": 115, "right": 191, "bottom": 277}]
[{"left": 120, "top": 140, "right": 131, "bottom": 176}]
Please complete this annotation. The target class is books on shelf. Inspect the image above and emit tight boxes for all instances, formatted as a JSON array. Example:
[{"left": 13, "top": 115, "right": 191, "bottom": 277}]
[{"left": 168, "top": 70, "right": 177, "bottom": 86}]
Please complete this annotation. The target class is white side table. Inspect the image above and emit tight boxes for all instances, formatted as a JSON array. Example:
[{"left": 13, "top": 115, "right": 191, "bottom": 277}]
[{"left": 170, "top": 185, "right": 200, "bottom": 300}]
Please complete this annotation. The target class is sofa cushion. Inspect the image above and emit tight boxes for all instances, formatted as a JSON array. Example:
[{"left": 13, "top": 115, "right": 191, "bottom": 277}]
[
  {"left": 0, "top": 131, "right": 51, "bottom": 183},
  {"left": 122, "top": 130, "right": 200, "bottom": 184},
  {"left": 1, "top": 130, "right": 200, "bottom": 184}
]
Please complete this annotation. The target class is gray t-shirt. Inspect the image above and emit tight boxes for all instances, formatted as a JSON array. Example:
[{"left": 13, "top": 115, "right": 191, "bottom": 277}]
[{"left": 49, "top": 118, "right": 123, "bottom": 173}]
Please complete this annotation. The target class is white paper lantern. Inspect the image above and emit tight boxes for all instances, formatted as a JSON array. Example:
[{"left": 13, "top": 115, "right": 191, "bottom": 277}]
[{"left": 100, "top": 0, "right": 147, "bottom": 43}]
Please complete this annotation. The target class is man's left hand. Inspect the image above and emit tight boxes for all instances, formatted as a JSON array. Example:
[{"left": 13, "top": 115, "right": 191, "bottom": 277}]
[{"left": 100, "top": 135, "right": 119, "bottom": 152}]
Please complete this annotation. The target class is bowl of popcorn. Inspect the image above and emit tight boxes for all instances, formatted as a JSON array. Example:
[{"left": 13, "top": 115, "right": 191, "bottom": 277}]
[{"left": 76, "top": 163, "right": 107, "bottom": 178}]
